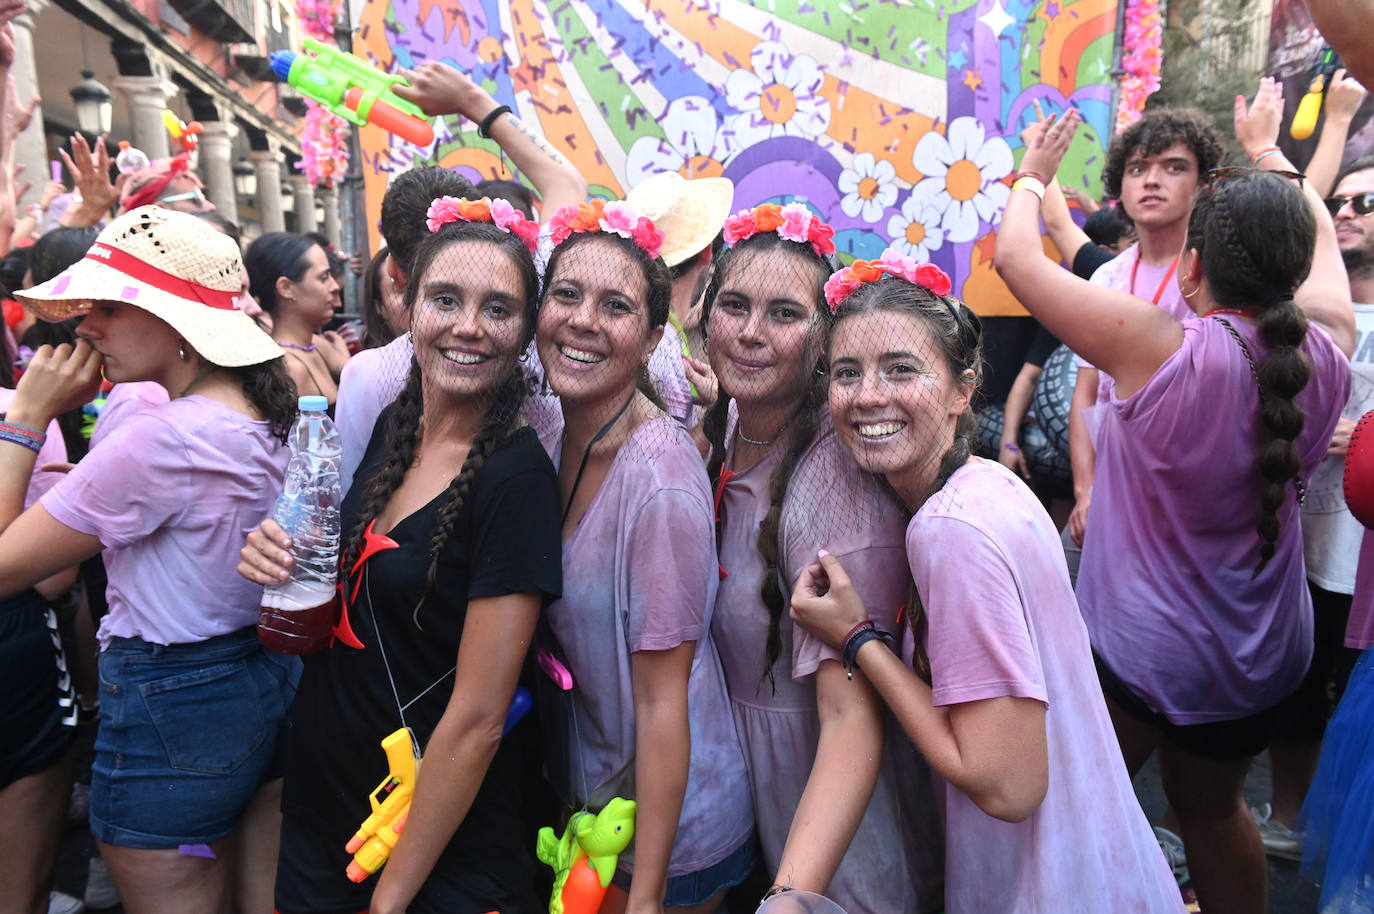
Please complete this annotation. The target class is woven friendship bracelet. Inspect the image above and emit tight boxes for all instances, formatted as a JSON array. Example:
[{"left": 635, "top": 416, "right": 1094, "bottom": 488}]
[
  {"left": 0, "top": 414, "right": 46, "bottom": 443},
  {"left": 0, "top": 426, "right": 43, "bottom": 453}
]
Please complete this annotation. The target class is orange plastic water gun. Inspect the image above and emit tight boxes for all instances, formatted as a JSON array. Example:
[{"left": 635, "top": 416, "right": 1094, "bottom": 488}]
[
  {"left": 345, "top": 727, "right": 416, "bottom": 882},
  {"left": 536, "top": 797, "right": 637, "bottom": 914}
]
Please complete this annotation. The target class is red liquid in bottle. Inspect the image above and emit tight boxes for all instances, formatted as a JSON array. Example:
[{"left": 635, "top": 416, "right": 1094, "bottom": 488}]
[{"left": 258, "top": 585, "right": 339, "bottom": 655}]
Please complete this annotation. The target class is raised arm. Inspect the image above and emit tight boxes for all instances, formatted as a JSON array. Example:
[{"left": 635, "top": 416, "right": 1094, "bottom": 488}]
[
  {"left": 394, "top": 63, "right": 588, "bottom": 221},
  {"left": 1303, "top": 1, "right": 1374, "bottom": 88},
  {"left": 1237, "top": 78, "right": 1356, "bottom": 355},
  {"left": 1304, "top": 70, "right": 1367, "bottom": 198},
  {"left": 994, "top": 110, "right": 1183, "bottom": 392}
]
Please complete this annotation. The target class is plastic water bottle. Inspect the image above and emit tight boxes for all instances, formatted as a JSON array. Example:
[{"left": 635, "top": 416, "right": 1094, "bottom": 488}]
[{"left": 258, "top": 395, "right": 342, "bottom": 654}]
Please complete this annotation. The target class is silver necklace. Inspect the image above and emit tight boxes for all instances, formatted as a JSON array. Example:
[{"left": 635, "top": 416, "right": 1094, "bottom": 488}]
[{"left": 737, "top": 410, "right": 797, "bottom": 447}]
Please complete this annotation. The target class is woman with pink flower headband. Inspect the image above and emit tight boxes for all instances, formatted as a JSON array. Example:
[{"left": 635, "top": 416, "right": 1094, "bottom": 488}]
[
  {"left": 789, "top": 257, "right": 1185, "bottom": 912},
  {"left": 699, "top": 204, "right": 943, "bottom": 912},
  {"left": 239, "top": 199, "right": 561, "bottom": 914},
  {"left": 533, "top": 198, "right": 755, "bottom": 912}
]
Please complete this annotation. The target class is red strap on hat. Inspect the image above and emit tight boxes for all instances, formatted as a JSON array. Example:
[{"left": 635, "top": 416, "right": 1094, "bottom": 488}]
[{"left": 83, "top": 242, "right": 239, "bottom": 311}]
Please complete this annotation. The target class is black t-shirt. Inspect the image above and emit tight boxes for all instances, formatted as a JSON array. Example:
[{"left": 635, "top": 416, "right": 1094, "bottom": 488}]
[
  {"left": 278, "top": 413, "right": 561, "bottom": 914},
  {"left": 1025, "top": 324, "right": 1061, "bottom": 369},
  {"left": 1072, "top": 241, "right": 1115, "bottom": 281}
]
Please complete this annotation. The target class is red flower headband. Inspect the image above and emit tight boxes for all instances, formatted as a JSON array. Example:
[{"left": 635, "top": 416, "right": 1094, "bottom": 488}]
[
  {"left": 548, "top": 198, "right": 665, "bottom": 260},
  {"left": 824, "top": 248, "right": 953, "bottom": 311},
  {"left": 425, "top": 195, "right": 541, "bottom": 253},
  {"left": 722, "top": 202, "right": 836, "bottom": 257}
]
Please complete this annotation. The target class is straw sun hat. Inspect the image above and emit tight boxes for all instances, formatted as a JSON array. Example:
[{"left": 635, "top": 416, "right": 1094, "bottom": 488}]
[
  {"left": 625, "top": 171, "right": 734, "bottom": 268},
  {"left": 15, "top": 206, "right": 282, "bottom": 367}
]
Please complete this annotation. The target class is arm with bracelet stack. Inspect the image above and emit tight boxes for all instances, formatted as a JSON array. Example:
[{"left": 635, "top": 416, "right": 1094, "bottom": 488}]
[{"left": 270, "top": 39, "right": 435, "bottom": 148}]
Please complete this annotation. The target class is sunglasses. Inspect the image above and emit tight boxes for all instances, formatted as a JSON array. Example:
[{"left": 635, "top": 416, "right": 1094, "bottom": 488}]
[
  {"left": 1207, "top": 166, "right": 1305, "bottom": 187},
  {"left": 1325, "top": 192, "right": 1374, "bottom": 217},
  {"left": 158, "top": 188, "right": 209, "bottom": 207}
]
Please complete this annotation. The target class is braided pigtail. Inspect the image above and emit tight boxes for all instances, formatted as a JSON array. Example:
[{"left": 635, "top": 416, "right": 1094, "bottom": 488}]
[
  {"left": 755, "top": 381, "right": 824, "bottom": 691},
  {"left": 1253, "top": 298, "right": 1310, "bottom": 574},
  {"left": 702, "top": 395, "right": 731, "bottom": 490},
  {"left": 415, "top": 370, "right": 528, "bottom": 623},
  {"left": 341, "top": 360, "right": 425, "bottom": 572},
  {"left": 930, "top": 299, "right": 983, "bottom": 497}
]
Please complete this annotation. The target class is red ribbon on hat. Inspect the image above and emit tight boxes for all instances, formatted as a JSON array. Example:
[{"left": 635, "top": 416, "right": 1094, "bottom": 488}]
[{"left": 83, "top": 242, "right": 239, "bottom": 311}]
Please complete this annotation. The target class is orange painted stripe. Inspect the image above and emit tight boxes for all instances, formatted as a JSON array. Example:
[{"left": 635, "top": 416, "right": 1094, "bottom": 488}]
[{"left": 1057, "top": 9, "right": 1116, "bottom": 96}]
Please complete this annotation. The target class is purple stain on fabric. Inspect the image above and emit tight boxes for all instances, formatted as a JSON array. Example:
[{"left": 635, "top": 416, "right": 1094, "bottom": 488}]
[
  {"left": 52, "top": 276, "right": 71, "bottom": 295},
  {"left": 178, "top": 844, "right": 216, "bottom": 859},
  {"left": 122, "top": 286, "right": 140, "bottom": 301}
]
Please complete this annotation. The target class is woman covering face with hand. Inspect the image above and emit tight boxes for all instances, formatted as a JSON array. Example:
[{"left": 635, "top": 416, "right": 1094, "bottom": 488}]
[
  {"left": 789, "top": 258, "right": 1184, "bottom": 913},
  {"left": 698, "top": 204, "right": 943, "bottom": 912},
  {"left": 535, "top": 199, "right": 754, "bottom": 913},
  {"left": 239, "top": 198, "right": 561, "bottom": 914}
]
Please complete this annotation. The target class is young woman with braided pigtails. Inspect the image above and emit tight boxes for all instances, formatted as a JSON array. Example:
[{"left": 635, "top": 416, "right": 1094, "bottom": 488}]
[
  {"left": 993, "top": 81, "right": 1354, "bottom": 914},
  {"left": 697, "top": 205, "right": 942, "bottom": 912},
  {"left": 788, "top": 258, "right": 1184, "bottom": 913},
  {"left": 238, "top": 199, "right": 561, "bottom": 914},
  {"left": 533, "top": 199, "right": 754, "bottom": 913}
]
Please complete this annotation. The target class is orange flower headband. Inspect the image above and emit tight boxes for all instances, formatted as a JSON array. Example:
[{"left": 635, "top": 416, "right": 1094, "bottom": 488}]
[
  {"left": 824, "top": 248, "right": 953, "bottom": 311},
  {"left": 425, "top": 195, "right": 541, "bottom": 252},
  {"left": 722, "top": 202, "right": 836, "bottom": 257},
  {"left": 547, "top": 198, "right": 665, "bottom": 260}
]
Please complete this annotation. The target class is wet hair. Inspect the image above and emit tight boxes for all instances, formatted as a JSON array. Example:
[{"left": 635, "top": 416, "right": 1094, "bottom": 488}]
[
  {"left": 474, "top": 179, "right": 537, "bottom": 219},
  {"left": 830, "top": 276, "right": 984, "bottom": 679},
  {"left": 1083, "top": 205, "right": 1133, "bottom": 248},
  {"left": 244, "top": 233, "right": 321, "bottom": 316},
  {"left": 29, "top": 227, "right": 100, "bottom": 286},
  {"left": 360, "top": 246, "right": 398, "bottom": 348},
  {"left": 1185, "top": 169, "right": 1316, "bottom": 574},
  {"left": 1335, "top": 154, "right": 1374, "bottom": 189},
  {"left": 1102, "top": 108, "right": 1225, "bottom": 200},
  {"left": 226, "top": 359, "right": 299, "bottom": 444},
  {"left": 541, "top": 230, "right": 673, "bottom": 409},
  {"left": 380, "top": 167, "right": 475, "bottom": 279},
  {"left": 342, "top": 220, "right": 539, "bottom": 613},
  {"left": 192, "top": 211, "right": 243, "bottom": 249},
  {"left": 699, "top": 230, "right": 836, "bottom": 688}
]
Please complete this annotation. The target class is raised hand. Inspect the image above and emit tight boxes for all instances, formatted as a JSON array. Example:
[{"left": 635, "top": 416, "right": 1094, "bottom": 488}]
[
  {"left": 1234, "top": 76, "right": 1284, "bottom": 159},
  {"left": 1020, "top": 108, "right": 1080, "bottom": 183},
  {"left": 1325, "top": 69, "right": 1368, "bottom": 124}
]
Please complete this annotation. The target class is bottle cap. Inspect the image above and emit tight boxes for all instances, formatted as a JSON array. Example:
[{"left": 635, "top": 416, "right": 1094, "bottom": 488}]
[{"left": 298, "top": 395, "right": 329, "bottom": 412}]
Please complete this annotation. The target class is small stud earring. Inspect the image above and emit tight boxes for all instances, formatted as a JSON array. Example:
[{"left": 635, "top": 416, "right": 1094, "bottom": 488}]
[{"left": 178, "top": 344, "right": 188, "bottom": 361}]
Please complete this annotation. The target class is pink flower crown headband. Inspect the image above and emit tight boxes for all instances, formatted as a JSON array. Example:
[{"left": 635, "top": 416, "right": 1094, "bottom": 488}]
[
  {"left": 824, "top": 248, "right": 953, "bottom": 311},
  {"left": 547, "top": 198, "right": 665, "bottom": 260},
  {"left": 425, "top": 196, "right": 541, "bottom": 253},
  {"left": 722, "top": 202, "right": 836, "bottom": 257}
]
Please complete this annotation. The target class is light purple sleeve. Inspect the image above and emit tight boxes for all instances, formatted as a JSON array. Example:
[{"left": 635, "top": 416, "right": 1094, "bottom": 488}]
[
  {"left": 908, "top": 513, "right": 1048, "bottom": 709},
  {"left": 41, "top": 412, "right": 191, "bottom": 548},
  {"left": 626, "top": 487, "right": 714, "bottom": 652},
  {"left": 335, "top": 346, "right": 384, "bottom": 494}
]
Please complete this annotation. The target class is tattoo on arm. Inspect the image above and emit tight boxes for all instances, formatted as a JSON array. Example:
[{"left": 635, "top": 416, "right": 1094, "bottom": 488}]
[{"left": 503, "top": 114, "right": 571, "bottom": 168}]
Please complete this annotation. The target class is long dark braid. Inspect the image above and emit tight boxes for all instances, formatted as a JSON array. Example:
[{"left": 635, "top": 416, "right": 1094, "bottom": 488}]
[{"left": 1187, "top": 171, "right": 1315, "bottom": 575}]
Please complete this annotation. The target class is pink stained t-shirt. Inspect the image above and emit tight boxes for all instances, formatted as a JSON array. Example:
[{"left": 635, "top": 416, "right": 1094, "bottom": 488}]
[
  {"left": 90, "top": 381, "right": 169, "bottom": 450},
  {"left": 1079, "top": 316, "right": 1350, "bottom": 723},
  {"left": 543, "top": 417, "right": 753, "bottom": 879},
  {"left": 712, "top": 413, "right": 944, "bottom": 914},
  {"left": 909, "top": 458, "right": 1184, "bottom": 913},
  {"left": 41, "top": 395, "right": 288, "bottom": 648}
]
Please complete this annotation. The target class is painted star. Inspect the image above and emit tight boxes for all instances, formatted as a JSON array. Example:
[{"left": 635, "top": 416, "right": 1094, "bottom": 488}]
[
  {"left": 964, "top": 68, "right": 984, "bottom": 90},
  {"left": 979, "top": 0, "right": 1017, "bottom": 39}
]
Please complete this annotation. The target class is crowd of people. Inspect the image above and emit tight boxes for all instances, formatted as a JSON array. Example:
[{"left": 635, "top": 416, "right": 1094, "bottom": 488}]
[{"left": 1, "top": 0, "right": 1373, "bottom": 910}]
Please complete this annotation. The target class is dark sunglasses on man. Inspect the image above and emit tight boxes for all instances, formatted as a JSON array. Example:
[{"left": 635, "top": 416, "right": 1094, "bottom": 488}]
[{"left": 1326, "top": 192, "right": 1374, "bottom": 217}]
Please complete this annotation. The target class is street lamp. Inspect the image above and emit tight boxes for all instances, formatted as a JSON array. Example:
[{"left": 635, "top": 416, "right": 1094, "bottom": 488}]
[
  {"left": 233, "top": 157, "right": 256, "bottom": 199},
  {"left": 70, "top": 71, "right": 113, "bottom": 136},
  {"left": 281, "top": 180, "right": 295, "bottom": 214}
]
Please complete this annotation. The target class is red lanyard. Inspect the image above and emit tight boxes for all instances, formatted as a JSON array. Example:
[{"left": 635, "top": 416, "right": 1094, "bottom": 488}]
[{"left": 1129, "top": 252, "right": 1179, "bottom": 305}]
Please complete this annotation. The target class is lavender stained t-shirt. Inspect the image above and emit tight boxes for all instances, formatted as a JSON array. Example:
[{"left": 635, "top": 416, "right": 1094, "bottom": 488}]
[
  {"left": 41, "top": 395, "right": 288, "bottom": 648},
  {"left": 712, "top": 413, "right": 943, "bottom": 913},
  {"left": 544, "top": 417, "right": 753, "bottom": 878},
  {"left": 1079, "top": 317, "right": 1350, "bottom": 723},
  {"left": 910, "top": 458, "right": 1183, "bottom": 914}
]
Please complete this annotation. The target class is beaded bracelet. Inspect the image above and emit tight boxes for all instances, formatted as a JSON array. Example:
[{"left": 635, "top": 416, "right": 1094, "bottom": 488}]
[{"left": 478, "top": 105, "right": 512, "bottom": 139}]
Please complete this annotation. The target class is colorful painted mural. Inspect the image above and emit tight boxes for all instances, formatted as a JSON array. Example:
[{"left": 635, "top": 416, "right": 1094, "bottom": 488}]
[{"left": 353, "top": 0, "right": 1120, "bottom": 316}]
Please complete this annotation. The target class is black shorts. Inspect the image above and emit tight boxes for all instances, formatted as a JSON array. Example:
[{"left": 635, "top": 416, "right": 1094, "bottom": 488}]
[
  {"left": 1093, "top": 652, "right": 1284, "bottom": 761},
  {"left": 0, "top": 589, "right": 76, "bottom": 788}
]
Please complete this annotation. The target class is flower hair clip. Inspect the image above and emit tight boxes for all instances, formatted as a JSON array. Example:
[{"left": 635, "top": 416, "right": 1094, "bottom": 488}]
[
  {"left": 824, "top": 248, "right": 953, "bottom": 311},
  {"left": 722, "top": 202, "right": 836, "bottom": 257},
  {"left": 547, "top": 198, "right": 665, "bottom": 260},
  {"left": 425, "top": 196, "right": 541, "bottom": 253}
]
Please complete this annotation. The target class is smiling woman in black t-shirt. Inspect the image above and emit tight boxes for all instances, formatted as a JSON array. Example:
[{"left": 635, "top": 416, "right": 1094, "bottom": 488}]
[{"left": 240, "top": 202, "right": 561, "bottom": 914}]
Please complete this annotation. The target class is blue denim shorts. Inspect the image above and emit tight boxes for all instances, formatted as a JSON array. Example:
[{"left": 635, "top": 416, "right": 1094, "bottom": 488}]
[
  {"left": 91, "top": 628, "right": 301, "bottom": 849},
  {"left": 612, "top": 836, "right": 759, "bottom": 907}
]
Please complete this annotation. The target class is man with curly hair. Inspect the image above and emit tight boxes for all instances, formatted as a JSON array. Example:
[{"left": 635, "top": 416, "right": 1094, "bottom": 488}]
[{"left": 1064, "top": 108, "right": 1225, "bottom": 576}]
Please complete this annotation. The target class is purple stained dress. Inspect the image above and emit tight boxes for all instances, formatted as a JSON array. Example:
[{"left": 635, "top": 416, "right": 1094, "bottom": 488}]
[{"left": 712, "top": 410, "right": 944, "bottom": 914}]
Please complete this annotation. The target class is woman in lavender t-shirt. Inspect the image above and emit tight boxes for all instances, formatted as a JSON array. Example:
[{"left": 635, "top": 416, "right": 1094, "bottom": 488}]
[
  {"left": 995, "top": 90, "right": 1354, "bottom": 912},
  {"left": 698, "top": 210, "right": 942, "bottom": 912},
  {"left": 791, "top": 262, "right": 1184, "bottom": 912},
  {"left": 536, "top": 201, "right": 753, "bottom": 911}
]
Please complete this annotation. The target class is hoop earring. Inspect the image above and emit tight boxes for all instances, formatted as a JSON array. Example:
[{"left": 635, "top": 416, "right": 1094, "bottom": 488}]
[{"left": 1181, "top": 285, "right": 1199, "bottom": 300}]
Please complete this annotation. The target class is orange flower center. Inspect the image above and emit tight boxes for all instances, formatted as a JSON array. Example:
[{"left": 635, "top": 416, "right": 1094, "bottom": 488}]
[
  {"left": 858, "top": 176, "right": 880, "bottom": 200},
  {"left": 946, "top": 159, "right": 983, "bottom": 203},
  {"left": 477, "top": 37, "right": 504, "bottom": 63},
  {"left": 760, "top": 83, "right": 798, "bottom": 124},
  {"left": 680, "top": 155, "right": 725, "bottom": 179},
  {"left": 905, "top": 221, "right": 926, "bottom": 245}
]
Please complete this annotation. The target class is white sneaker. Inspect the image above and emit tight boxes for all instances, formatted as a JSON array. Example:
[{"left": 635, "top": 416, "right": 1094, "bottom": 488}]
[
  {"left": 83, "top": 856, "right": 120, "bottom": 910},
  {"left": 47, "top": 891, "right": 85, "bottom": 914},
  {"left": 1250, "top": 803, "right": 1304, "bottom": 862},
  {"left": 1154, "top": 825, "right": 1191, "bottom": 886}
]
